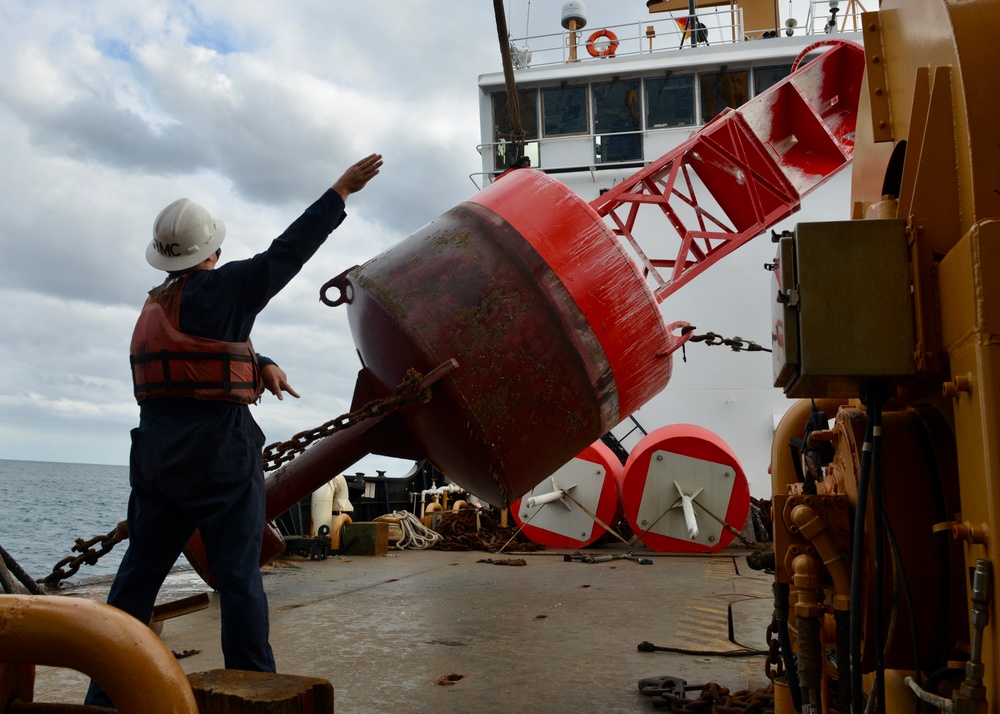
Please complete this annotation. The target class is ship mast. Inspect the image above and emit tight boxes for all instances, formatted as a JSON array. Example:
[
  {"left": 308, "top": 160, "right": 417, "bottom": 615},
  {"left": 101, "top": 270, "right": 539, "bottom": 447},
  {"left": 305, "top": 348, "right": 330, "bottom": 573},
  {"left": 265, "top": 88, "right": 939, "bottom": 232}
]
[{"left": 492, "top": 0, "right": 526, "bottom": 167}]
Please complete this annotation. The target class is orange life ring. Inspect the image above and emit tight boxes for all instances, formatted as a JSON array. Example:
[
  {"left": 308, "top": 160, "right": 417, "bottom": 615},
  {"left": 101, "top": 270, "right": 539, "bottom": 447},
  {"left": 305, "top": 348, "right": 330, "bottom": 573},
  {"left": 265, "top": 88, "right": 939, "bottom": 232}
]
[{"left": 586, "top": 29, "right": 619, "bottom": 58}]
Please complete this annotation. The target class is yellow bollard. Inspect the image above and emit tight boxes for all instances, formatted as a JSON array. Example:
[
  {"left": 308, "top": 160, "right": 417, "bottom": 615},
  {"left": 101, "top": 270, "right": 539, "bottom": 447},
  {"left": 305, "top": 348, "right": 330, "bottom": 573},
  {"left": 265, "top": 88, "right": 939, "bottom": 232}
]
[{"left": 0, "top": 595, "right": 197, "bottom": 714}]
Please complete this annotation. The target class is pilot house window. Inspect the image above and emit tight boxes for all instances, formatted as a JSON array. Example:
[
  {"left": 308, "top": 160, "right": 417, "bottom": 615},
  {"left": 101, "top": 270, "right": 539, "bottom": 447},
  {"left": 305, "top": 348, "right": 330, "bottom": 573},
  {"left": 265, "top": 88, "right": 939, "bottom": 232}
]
[
  {"left": 754, "top": 65, "right": 792, "bottom": 96},
  {"left": 593, "top": 78, "right": 642, "bottom": 164},
  {"left": 543, "top": 86, "right": 589, "bottom": 136},
  {"left": 699, "top": 69, "right": 749, "bottom": 123},
  {"left": 492, "top": 89, "right": 538, "bottom": 170},
  {"left": 646, "top": 75, "right": 695, "bottom": 128}
]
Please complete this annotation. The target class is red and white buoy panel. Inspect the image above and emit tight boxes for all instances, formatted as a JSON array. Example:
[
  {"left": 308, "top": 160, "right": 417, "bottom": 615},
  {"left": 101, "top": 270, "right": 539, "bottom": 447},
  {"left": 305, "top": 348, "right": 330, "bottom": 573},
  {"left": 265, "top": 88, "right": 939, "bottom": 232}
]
[
  {"left": 511, "top": 440, "right": 624, "bottom": 549},
  {"left": 622, "top": 424, "right": 749, "bottom": 553}
]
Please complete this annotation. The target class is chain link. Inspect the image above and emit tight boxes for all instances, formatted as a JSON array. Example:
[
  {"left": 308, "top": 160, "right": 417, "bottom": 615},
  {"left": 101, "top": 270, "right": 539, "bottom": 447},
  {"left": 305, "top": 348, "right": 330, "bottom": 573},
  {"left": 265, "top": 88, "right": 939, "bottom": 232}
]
[
  {"left": 764, "top": 622, "right": 785, "bottom": 682},
  {"left": 680, "top": 326, "right": 771, "bottom": 362},
  {"left": 42, "top": 520, "right": 128, "bottom": 587},
  {"left": 434, "top": 509, "right": 544, "bottom": 552},
  {"left": 640, "top": 680, "right": 776, "bottom": 712},
  {"left": 261, "top": 367, "right": 433, "bottom": 472},
  {"left": 682, "top": 682, "right": 775, "bottom": 713},
  {"left": 39, "top": 368, "right": 440, "bottom": 585},
  {"left": 41, "top": 366, "right": 449, "bottom": 584}
]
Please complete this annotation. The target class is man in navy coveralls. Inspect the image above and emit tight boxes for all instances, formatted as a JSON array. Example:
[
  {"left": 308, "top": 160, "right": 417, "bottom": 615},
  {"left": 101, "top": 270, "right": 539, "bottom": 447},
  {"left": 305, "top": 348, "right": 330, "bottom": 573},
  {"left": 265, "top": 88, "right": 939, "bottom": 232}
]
[{"left": 86, "top": 153, "right": 383, "bottom": 707}]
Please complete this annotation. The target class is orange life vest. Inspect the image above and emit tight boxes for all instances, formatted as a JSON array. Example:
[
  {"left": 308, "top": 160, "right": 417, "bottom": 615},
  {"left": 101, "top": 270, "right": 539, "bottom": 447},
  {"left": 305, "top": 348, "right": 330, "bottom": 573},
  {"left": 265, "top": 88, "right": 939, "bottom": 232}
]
[{"left": 129, "top": 275, "right": 264, "bottom": 404}]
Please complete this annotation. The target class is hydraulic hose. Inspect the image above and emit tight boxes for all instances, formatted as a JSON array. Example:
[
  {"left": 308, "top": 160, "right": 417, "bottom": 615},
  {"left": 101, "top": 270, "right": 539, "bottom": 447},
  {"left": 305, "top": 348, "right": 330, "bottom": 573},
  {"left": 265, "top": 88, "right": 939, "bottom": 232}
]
[
  {"left": 773, "top": 581, "right": 803, "bottom": 711},
  {"left": 871, "top": 393, "right": 886, "bottom": 710},
  {"left": 790, "top": 502, "right": 854, "bottom": 709},
  {"left": 849, "top": 392, "right": 876, "bottom": 714},
  {"left": 836, "top": 604, "right": 852, "bottom": 709},
  {"left": 882, "top": 506, "right": 923, "bottom": 713},
  {"left": 850, "top": 383, "right": 887, "bottom": 714},
  {"left": 797, "top": 614, "right": 822, "bottom": 712},
  {"left": 793, "top": 554, "right": 824, "bottom": 713}
]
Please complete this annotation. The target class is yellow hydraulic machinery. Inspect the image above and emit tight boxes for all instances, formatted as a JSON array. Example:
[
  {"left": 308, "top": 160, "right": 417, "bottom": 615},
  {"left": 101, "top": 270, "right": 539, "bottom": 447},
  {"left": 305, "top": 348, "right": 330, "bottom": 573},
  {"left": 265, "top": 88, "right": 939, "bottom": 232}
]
[{"left": 768, "top": 0, "right": 1000, "bottom": 711}]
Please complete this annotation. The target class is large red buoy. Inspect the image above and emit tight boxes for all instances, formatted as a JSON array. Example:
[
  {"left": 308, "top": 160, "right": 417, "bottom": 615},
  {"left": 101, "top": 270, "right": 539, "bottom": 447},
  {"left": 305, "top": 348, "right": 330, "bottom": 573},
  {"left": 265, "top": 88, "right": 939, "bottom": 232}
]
[
  {"left": 188, "top": 40, "right": 865, "bottom": 578},
  {"left": 190, "top": 170, "right": 689, "bottom": 581},
  {"left": 510, "top": 440, "right": 624, "bottom": 549},
  {"left": 622, "top": 425, "right": 750, "bottom": 553},
  {"left": 330, "top": 169, "right": 687, "bottom": 506}
]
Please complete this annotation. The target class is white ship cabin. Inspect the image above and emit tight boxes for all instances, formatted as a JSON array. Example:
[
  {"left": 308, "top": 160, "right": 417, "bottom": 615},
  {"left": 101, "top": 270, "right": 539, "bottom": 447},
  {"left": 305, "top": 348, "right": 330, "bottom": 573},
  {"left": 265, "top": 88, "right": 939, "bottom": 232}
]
[
  {"left": 475, "top": 0, "right": 866, "bottom": 189},
  {"left": 474, "top": 0, "right": 866, "bottom": 495}
]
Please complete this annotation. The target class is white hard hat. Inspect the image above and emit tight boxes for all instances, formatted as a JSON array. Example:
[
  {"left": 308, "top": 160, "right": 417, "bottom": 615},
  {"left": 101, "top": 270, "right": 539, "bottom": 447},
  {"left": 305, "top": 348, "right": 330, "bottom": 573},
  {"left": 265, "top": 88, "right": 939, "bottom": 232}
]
[{"left": 147, "top": 198, "right": 226, "bottom": 272}]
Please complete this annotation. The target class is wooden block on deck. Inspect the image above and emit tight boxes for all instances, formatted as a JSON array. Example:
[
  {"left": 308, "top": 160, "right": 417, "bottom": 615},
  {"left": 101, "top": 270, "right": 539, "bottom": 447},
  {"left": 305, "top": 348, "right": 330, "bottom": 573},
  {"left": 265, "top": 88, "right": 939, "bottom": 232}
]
[
  {"left": 188, "top": 669, "right": 333, "bottom": 714},
  {"left": 0, "top": 662, "right": 34, "bottom": 709},
  {"left": 340, "top": 521, "right": 388, "bottom": 556}
]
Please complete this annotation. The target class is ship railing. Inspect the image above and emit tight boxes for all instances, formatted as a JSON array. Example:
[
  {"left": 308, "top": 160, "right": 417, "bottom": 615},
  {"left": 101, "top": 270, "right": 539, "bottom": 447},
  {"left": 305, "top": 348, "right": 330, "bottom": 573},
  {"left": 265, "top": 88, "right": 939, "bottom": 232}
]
[
  {"left": 507, "top": 8, "right": 745, "bottom": 68},
  {"left": 472, "top": 123, "right": 694, "bottom": 189},
  {"left": 803, "top": 0, "right": 869, "bottom": 36},
  {"left": 507, "top": 4, "right": 866, "bottom": 69}
]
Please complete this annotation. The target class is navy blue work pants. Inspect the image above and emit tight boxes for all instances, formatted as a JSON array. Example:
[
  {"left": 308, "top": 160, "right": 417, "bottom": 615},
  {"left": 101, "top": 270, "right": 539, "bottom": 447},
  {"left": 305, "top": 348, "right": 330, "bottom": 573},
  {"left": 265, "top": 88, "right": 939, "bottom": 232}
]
[{"left": 85, "top": 424, "right": 275, "bottom": 707}]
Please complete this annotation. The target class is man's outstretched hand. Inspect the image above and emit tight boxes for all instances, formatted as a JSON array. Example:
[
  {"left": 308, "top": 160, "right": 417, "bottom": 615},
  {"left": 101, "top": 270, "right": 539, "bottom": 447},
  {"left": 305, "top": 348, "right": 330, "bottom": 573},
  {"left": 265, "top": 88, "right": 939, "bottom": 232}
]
[
  {"left": 332, "top": 153, "right": 383, "bottom": 201},
  {"left": 261, "top": 363, "right": 300, "bottom": 401}
]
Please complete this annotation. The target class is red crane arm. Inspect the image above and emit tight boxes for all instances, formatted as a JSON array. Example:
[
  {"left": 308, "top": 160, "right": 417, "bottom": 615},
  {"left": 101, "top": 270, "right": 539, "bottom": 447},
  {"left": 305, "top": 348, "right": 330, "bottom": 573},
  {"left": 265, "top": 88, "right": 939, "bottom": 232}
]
[{"left": 589, "top": 40, "right": 866, "bottom": 302}]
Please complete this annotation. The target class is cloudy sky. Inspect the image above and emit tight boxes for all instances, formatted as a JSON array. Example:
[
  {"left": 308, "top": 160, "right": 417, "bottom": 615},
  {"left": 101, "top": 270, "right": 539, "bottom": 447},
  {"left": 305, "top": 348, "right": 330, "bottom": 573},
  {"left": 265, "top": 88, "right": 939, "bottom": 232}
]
[{"left": 1, "top": 0, "right": 821, "bottom": 478}]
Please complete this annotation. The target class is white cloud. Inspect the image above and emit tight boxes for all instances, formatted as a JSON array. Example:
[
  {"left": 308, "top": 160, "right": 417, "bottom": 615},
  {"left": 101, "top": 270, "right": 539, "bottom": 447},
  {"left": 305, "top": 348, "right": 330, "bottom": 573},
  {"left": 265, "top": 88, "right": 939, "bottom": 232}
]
[
  {"left": 0, "top": 0, "right": 822, "bottom": 477},
  {"left": 0, "top": 0, "right": 464, "bottom": 475}
]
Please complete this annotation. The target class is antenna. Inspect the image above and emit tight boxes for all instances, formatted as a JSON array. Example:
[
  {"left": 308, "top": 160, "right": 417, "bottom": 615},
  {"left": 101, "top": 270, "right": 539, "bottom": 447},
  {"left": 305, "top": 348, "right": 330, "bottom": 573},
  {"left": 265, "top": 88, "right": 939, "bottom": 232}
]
[
  {"left": 560, "top": 1, "right": 587, "bottom": 30},
  {"left": 510, "top": 42, "right": 532, "bottom": 69},
  {"left": 825, "top": 0, "right": 840, "bottom": 33},
  {"left": 561, "top": 1, "right": 588, "bottom": 64}
]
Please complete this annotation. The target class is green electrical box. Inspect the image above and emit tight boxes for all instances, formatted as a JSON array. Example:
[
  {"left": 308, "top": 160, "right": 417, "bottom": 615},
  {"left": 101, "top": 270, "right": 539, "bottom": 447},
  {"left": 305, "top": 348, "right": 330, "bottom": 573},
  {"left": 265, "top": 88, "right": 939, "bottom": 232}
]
[
  {"left": 771, "top": 219, "right": 916, "bottom": 398},
  {"left": 341, "top": 522, "right": 389, "bottom": 556}
]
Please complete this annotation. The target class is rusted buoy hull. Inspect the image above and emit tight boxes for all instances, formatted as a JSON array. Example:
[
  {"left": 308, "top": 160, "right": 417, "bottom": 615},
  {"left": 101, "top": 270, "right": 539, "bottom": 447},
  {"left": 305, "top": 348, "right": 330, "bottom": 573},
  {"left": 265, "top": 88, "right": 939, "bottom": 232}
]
[{"left": 343, "top": 170, "right": 677, "bottom": 505}]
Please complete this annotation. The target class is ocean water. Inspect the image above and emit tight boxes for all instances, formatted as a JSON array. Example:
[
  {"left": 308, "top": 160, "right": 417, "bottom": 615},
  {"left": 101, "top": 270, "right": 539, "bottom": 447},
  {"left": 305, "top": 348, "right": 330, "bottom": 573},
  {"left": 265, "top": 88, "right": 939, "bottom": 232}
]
[{"left": 0, "top": 459, "right": 133, "bottom": 583}]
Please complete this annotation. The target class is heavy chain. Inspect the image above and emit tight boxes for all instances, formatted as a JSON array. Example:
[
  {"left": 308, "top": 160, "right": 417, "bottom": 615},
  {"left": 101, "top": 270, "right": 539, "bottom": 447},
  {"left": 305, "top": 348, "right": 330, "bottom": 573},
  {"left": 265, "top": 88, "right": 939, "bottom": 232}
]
[
  {"left": 42, "top": 520, "right": 128, "bottom": 587},
  {"left": 434, "top": 509, "right": 544, "bottom": 552},
  {"left": 680, "top": 326, "right": 771, "bottom": 362},
  {"left": 477, "top": 557, "right": 527, "bottom": 566},
  {"left": 41, "top": 367, "right": 446, "bottom": 585},
  {"left": 261, "top": 368, "right": 431, "bottom": 472},
  {"left": 764, "top": 622, "right": 785, "bottom": 682},
  {"left": 652, "top": 682, "right": 775, "bottom": 713}
]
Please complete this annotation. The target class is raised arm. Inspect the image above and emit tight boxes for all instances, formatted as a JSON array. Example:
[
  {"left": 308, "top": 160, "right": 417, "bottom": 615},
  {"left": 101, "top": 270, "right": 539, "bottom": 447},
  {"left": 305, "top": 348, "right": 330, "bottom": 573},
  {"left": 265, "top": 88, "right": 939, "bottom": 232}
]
[{"left": 332, "top": 153, "right": 383, "bottom": 202}]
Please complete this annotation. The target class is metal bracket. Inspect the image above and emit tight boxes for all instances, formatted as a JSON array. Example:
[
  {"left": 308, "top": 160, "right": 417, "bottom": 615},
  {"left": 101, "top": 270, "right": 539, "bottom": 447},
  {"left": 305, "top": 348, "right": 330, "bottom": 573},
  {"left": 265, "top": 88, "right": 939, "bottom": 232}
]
[{"left": 862, "top": 11, "right": 893, "bottom": 143}]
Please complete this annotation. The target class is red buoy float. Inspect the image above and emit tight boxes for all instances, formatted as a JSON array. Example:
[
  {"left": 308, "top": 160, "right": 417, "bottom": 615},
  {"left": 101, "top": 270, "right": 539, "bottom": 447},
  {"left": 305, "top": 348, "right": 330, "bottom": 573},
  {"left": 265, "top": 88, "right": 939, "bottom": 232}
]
[
  {"left": 510, "top": 440, "right": 624, "bottom": 549},
  {"left": 333, "top": 169, "right": 688, "bottom": 506},
  {"left": 622, "top": 424, "right": 749, "bottom": 553}
]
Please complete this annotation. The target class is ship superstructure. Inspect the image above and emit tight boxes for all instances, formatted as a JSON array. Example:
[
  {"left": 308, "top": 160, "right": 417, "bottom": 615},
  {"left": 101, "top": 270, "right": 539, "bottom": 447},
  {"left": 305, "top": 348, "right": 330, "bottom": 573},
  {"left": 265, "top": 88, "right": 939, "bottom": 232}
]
[{"left": 475, "top": 1, "right": 865, "bottom": 495}]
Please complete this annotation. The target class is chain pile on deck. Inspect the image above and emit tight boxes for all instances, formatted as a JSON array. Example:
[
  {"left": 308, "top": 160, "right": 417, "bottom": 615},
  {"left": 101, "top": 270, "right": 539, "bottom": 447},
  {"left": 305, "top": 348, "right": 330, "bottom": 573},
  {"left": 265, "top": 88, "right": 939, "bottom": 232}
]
[
  {"left": 433, "top": 509, "right": 544, "bottom": 552},
  {"left": 638, "top": 678, "right": 776, "bottom": 712}
]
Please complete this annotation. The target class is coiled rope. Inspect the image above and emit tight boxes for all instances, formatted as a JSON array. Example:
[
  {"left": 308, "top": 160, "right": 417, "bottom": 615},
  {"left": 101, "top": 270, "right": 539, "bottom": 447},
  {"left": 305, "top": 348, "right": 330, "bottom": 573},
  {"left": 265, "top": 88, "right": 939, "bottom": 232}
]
[{"left": 374, "top": 511, "right": 442, "bottom": 550}]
